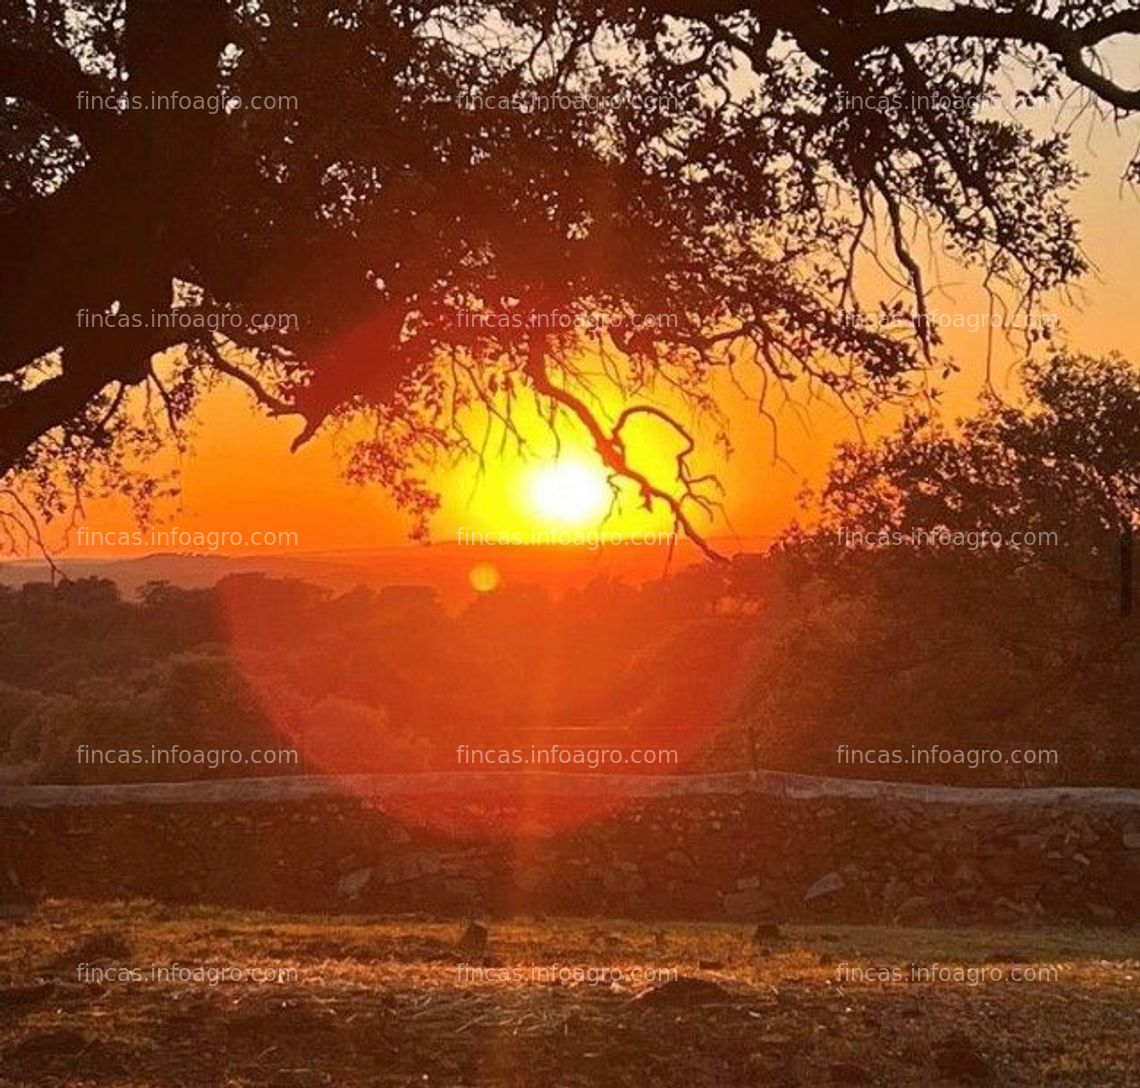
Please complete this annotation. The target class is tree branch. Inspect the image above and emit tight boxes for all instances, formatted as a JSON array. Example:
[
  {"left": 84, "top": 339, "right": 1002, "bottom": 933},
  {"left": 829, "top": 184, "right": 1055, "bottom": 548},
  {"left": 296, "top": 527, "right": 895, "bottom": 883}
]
[
  {"left": 0, "top": 29, "right": 116, "bottom": 147},
  {"left": 662, "top": 4, "right": 1140, "bottom": 111},
  {"left": 526, "top": 337, "right": 725, "bottom": 560}
]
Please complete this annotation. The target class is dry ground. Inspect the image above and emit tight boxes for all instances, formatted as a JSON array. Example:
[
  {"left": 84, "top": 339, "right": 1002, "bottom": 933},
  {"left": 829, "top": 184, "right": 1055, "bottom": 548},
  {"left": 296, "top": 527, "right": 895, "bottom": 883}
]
[{"left": 0, "top": 901, "right": 1137, "bottom": 1087}]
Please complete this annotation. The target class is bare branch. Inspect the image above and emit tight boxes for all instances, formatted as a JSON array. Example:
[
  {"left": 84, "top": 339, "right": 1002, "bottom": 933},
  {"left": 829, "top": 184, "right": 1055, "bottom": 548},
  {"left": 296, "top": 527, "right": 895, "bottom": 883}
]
[{"left": 526, "top": 337, "right": 725, "bottom": 561}]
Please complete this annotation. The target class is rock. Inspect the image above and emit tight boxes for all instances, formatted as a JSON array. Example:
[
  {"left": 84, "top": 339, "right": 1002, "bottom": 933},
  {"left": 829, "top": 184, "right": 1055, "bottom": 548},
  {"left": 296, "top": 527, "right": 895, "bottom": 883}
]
[
  {"left": 934, "top": 1032, "right": 994, "bottom": 1083},
  {"left": 378, "top": 853, "right": 440, "bottom": 884},
  {"left": 830, "top": 1060, "right": 873, "bottom": 1083},
  {"left": 724, "top": 889, "right": 767, "bottom": 920},
  {"left": 603, "top": 868, "right": 647, "bottom": 894},
  {"left": 752, "top": 922, "right": 782, "bottom": 942},
  {"left": 9, "top": 1029, "right": 89, "bottom": 1058},
  {"left": 69, "top": 933, "right": 132, "bottom": 963},
  {"left": 805, "top": 871, "right": 845, "bottom": 902},
  {"left": 337, "top": 867, "right": 373, "bottom": 899},
  {"left": 980, "top": 852, "right": 1047, "bottom": 886},
  {"left": 981, "top": 950, "right": 1030, "bottom": 964},
  {"left": 0, "top": 982, "right": 55, "bottom": 1006},
  {"left": 894, "top": 895, "right": 937, "bottom": 925},
  {"left": 882, "top": 878, "right": 911, "bottom": 913},
  {"left": 951, "top": 861, "right": 982, "bottom": 886},
  {"left": 992, "top": 896, "right": 1029, "bottom": 922},
  {"left": 633, "top": 976, "right": 730, "bottom": 1007},
  {"left": 443, "top": 878, "right": 479, "bottom": 900},
  {"left": 1085, "top": 902, "right": 1117, "bottom": 922},
  {"left": 456, "top": 919, "right": 488, "bottom": 958}
]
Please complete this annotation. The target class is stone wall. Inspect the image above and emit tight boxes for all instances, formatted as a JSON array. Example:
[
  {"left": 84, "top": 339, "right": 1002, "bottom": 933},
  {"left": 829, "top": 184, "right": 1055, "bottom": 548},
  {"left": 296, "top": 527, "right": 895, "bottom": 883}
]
[{"left": 4, "top": 783, "right": 1138, "bottom": 924}]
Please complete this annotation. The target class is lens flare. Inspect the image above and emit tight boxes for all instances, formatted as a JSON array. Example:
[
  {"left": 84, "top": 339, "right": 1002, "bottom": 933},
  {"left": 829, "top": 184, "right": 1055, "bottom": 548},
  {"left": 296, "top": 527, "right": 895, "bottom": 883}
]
[{"left": 468, "top": 562, "right": 501, "bottom": 593}]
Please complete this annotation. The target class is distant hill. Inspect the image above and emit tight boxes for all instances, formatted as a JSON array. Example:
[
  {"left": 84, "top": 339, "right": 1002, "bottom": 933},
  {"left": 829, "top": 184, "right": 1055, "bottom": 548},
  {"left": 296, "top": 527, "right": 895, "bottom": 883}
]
[{"left": 0, "top": 539, "right": 772, "bottom": 605}]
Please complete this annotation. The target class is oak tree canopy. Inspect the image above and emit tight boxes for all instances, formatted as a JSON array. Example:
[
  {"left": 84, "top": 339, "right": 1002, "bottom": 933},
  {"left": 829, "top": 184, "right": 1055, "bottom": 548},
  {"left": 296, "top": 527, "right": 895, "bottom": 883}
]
[{"left": 2, "top": 0, "right": 1138, "bottom": 552}]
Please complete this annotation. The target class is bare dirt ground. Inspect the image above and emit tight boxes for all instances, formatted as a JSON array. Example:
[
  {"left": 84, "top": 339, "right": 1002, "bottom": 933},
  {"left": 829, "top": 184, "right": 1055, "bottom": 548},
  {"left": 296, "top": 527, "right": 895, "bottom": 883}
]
[{"left": 1, "top": 901, "right": 1136, "bottom": 1087}]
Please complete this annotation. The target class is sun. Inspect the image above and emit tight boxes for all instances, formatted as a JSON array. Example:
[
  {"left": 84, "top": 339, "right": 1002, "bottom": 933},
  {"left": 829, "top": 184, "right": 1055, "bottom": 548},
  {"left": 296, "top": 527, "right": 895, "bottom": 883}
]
[{"left": 526, "top": 458, "right": 611, "bottom": 526}]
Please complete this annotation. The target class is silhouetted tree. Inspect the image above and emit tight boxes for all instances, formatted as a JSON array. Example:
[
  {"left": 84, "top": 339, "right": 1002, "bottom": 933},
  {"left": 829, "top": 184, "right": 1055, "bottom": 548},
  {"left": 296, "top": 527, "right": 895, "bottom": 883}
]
[
  {"left": 2, "top": 1, "right": 1138, "bottom": 550},
  {"left": 804, "top": 351, "right": 1140, "bottom": 585}
]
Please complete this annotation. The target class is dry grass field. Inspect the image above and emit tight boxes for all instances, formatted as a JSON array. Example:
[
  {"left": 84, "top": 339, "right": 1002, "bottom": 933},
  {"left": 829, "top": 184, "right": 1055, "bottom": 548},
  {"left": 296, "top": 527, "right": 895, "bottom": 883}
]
[{"left": 1, "top": 901, "right": 1137, "bottom": 1087}]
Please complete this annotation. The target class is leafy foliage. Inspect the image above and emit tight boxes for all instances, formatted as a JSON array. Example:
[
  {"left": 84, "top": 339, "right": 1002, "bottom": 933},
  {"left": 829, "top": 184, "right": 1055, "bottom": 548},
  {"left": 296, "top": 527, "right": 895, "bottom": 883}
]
[
  {"left": 799, "top": 351, "right": 1140, "bottom": 576},
  {"left": 1, "top": 544, "right": 1134, "bottom": 788},
  {"left": 3, "top": 1, "right": 1138, "bottom": 549}
]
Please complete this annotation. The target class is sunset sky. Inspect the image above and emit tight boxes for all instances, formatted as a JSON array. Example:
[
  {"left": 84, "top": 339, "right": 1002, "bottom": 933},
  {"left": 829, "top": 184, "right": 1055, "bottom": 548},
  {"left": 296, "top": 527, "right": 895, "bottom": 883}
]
[{"left": 59, "top": 95, "right": 1140, "bottom": 559}]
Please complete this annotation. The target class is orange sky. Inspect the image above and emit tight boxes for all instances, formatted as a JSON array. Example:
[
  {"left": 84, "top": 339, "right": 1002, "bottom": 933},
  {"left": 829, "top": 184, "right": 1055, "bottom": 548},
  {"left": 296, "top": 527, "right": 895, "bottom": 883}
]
[{"left": 58, "top": 97, "right": 1140, "bottom": 559}]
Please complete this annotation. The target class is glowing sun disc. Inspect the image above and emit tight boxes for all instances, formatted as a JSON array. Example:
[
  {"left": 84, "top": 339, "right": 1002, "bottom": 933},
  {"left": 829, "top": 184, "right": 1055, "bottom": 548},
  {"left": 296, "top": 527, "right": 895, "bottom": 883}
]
[{"left": 527, "top": 460, "right": 610, "bottom": 525}]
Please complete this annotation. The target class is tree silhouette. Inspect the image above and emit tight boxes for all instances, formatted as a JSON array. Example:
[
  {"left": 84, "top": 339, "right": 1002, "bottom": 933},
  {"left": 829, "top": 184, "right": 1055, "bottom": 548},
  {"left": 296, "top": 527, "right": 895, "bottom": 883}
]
[
  {"left": 802, "top": 351, "right": 1140, "bottom": 586},
  {"left": 3, "top": 0, "right": 1138, "bottom": 551}
]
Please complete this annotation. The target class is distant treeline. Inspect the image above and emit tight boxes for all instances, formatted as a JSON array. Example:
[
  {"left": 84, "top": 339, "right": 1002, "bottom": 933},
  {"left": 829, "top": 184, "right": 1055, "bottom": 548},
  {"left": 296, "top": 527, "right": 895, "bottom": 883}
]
[{"left": 1, "top": 541, "right": 1134, "bottom": 787}]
